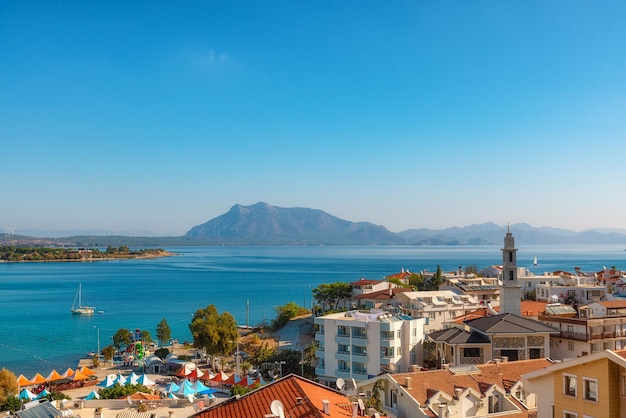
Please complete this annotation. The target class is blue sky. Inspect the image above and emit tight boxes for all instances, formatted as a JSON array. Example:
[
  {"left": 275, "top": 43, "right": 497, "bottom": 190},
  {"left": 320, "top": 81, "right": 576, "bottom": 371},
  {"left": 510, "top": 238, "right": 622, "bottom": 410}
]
[{"left": 2, "top": 1, "right": 626, "bottom": 236}]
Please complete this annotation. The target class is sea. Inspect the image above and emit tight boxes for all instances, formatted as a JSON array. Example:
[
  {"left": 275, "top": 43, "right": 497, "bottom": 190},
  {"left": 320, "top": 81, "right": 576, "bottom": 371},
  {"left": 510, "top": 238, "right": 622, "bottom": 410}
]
[{"left": 1, "top": 244, "right": 626, "bottom": 377}]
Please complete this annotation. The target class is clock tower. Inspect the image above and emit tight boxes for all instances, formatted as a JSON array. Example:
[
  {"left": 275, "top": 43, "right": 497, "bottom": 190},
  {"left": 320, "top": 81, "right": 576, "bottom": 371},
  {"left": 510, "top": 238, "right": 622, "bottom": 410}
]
[{"left": 500, "top": 225, "right": 521, "bottom": 316}]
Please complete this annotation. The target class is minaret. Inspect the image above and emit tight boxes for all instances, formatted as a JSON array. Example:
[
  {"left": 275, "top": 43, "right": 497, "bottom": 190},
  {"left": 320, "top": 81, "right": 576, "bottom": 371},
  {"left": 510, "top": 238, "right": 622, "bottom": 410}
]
[{"left": 500, "top": 225, "right": 521, "bottom": 316}]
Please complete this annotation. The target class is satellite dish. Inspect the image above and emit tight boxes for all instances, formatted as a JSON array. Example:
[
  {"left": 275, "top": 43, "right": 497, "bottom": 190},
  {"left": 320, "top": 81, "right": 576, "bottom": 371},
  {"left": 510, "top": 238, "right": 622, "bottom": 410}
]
[
  {"left": 336, "top": 377, "right": 345, "bottom": 390},
  {"left": 270, "top": 399, "right": 286, "bottom": 418}
]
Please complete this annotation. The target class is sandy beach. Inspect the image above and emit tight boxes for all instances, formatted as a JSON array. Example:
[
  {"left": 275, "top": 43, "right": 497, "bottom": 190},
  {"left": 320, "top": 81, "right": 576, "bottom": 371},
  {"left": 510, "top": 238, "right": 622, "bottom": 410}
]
[{"left": 52, "top": 347, "right": 229, "bottom": 418}]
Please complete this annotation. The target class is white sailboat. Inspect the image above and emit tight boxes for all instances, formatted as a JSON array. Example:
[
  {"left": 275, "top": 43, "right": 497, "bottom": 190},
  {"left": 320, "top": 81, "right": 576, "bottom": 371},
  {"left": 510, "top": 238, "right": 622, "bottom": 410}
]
[
  {"left": 533, "top": 256, "right": 538, "bottom": 266},
  {"left": 71, "top": 284, "right": 95, "bottom": 315}
]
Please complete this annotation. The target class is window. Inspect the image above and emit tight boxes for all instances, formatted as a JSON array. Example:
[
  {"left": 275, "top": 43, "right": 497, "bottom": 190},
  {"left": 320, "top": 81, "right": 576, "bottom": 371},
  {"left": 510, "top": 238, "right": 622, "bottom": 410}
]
[
  {"left": 563, "top": 411, "right": 578, "bottom": 418},
  {"left": 429, "top": 312, "right": 436, "bottom": 319},
  {"left": 509, "top": 271, "right": 514, "bottom": 281},
  {"left": 568, "top": 342, "right": 574, "bottom": 351},
  {"left": 563, "top": 374, "right": 577, "bottom": 397},
  {"left": 583, "top": 378, "right": 598, "bottom": 402},
  {"left": 464, "top": 348, "right": 480, "bottom": 358}
]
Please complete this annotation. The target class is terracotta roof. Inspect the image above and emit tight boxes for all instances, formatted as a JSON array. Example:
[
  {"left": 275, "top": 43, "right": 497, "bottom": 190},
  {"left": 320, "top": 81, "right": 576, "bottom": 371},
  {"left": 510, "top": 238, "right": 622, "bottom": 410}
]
[
  {"left": 386, "top": 271, "right": 412, "bottom": 280},
  {"left": 350, "top": 278, "right": 382, "bottom": 286},
  {"left": 520, "top": 301, "right": 548, "bottom": 317},
  {"left": 391, "top": 359, "right": 553, "bottom": 415},
  {"left": 192, "top": 374, "right": 357, "bottom": 418},
  {"left": 597, "top": 300, "right": 626, "bottom": 308}
]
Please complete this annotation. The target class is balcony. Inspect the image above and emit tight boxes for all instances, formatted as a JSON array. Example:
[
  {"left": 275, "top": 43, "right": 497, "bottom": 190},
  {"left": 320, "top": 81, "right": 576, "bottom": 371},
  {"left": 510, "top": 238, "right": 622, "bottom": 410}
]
[
  {"left": 560, "top": 331, "right": 588, "bottom": 342},
  {"left": 315, "top": 366, "right": 325, "bottom": 376},
  {"left": 603, "top": 332, "right": 616, "bottom": 338},
  {"left": 335, "top": 352, "right": 351, "bottom": 362},
  {"left": 335, "top": 335, "right": 351, "bottom": 345},
  {"left": 335, "top": 369, "right": 353, "bottom": 380},
  {"left": 351, "top": 353, "right": 368, "bottom": 362}
]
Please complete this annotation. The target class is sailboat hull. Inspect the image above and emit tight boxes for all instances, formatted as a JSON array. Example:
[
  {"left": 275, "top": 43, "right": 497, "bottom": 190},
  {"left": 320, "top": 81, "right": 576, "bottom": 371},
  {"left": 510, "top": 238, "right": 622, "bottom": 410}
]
[{"left": 71, "top": 284, "right": 96, "bottom": 315}]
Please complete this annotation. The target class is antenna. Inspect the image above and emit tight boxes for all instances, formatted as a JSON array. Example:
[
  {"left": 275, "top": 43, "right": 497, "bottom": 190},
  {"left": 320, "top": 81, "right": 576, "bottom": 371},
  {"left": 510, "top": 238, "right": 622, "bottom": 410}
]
[
  {"left": 336, "top": 377, "right": 345, "bottom": 391},
  {"left": 270, "top": 400, "right": 285, "bottom": 418}
]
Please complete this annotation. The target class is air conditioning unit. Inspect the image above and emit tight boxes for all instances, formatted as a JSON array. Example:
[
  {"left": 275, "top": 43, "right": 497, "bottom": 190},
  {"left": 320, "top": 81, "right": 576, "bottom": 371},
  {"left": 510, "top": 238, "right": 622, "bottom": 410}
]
[{"left": 73, "top": 401, "right": 83, "bottom": 409}]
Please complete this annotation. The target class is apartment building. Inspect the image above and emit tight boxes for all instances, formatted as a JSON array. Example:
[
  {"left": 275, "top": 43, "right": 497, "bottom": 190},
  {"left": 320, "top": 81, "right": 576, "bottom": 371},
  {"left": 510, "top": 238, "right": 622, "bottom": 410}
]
[
  {"left": 538, "top": 300, "right": 626, "bottom": 360},
  {"left": 396, "top": 290, "right": 482, "bottom": 333},
  {"left": 314, "top": 309, "right": 426, "bottom": 387},
  {"left": 357, "top": 358, "right": 552, "bottom": 418},
  {"left": 523, "top": 349, "right": 626, "bottom": 418}
]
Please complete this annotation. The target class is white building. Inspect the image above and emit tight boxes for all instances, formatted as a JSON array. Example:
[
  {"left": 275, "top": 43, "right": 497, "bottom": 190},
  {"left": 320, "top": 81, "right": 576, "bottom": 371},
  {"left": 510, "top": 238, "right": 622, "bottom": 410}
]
[
  {"left": 314, "top": 309, "right": 426, "bottom": 387},
  {"left": 396, "top": 290, "right": 481, "bottom": 333}
]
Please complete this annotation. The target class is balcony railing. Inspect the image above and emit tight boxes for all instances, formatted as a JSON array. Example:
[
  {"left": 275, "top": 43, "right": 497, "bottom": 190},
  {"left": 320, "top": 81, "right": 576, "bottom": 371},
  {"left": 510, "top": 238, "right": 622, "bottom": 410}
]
[{"left": 560, "top": 331, "right": 588, "bottom": 341}]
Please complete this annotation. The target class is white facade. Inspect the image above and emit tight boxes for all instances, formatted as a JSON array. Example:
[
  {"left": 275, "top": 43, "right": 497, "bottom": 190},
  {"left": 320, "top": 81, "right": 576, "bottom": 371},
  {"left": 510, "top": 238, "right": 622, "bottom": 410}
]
[
  {"left": 500, "top": 228, "right": 522, "bottom": 316},
  {"left": 535, "top": 283, "right": 606, "bottom": 304},
  {"left": 396, "top": 290, "right": 481, "bottom": 333},
  {"left": 314, "top": 310, "right": 426, "bottom": 386}
]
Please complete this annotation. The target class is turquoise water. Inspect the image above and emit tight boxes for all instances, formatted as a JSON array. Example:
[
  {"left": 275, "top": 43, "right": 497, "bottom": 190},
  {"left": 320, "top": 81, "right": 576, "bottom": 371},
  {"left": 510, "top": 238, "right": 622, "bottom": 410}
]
[{"left": 1, "top": 244, "right": 625, "bottom": 377}]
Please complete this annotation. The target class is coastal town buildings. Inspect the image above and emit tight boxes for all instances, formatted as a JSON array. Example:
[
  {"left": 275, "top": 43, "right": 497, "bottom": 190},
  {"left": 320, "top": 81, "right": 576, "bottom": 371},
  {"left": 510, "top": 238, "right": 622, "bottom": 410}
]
[
  {"left": 395, "top": 290, "right": 482, "bottom": 333},
  {"left": 357, "top": 358, "right": 552, "bottom": 418},
  {"left": 538, "top": 300, "right": 626, "bottom": 360},
  {"left": 314, "top": 309, "right": 426, "bottom": 386},
  {"left": 428, "top": 230, "right": 559, "bottom": 367},
  {"left": 523, "top": 349, "right": 626, "bottom": 418},
  {"left": 191, "top": 374, "right": 362, "bottom": 418}
]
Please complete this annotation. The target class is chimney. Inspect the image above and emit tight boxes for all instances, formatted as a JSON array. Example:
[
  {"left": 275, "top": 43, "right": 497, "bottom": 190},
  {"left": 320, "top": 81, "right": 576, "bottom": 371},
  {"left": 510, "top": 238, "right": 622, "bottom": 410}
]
[
  {"left": 454, "top": 387, "right": 463, "bottom": 399},
  {"left": 389, "top": 282, "right": 393, "bottom": 297},
  {"left": 438, "top": 403, "right": 447, "bottom": 418},
  {"left": 322, "top": 400, "right": 330, "bottom": 415},
  {"left": 405, "top": 377, "right": 412, "bottom": 389},
  {"left": 410, "top": 364, "right": 421, "bottom": 372}
]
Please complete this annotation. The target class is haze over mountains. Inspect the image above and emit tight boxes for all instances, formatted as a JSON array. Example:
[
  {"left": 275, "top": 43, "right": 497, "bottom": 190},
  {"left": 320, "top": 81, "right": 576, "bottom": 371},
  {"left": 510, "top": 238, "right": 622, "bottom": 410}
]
[{"left": 6, "top": 202, "right": 626, "bottom": 246}]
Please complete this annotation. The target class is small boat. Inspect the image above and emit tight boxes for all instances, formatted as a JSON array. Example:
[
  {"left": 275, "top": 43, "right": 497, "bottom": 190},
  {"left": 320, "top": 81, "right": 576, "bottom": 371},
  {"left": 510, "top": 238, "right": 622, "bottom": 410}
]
[
  {"left": 533, "top": 256, "right": 538, "bottom": 266},
  {"left": 97, "top": 310, "right": 105, "bottom": 314},
  {"left": 71, "top": 284, "right": 96, "bottom": 315}
]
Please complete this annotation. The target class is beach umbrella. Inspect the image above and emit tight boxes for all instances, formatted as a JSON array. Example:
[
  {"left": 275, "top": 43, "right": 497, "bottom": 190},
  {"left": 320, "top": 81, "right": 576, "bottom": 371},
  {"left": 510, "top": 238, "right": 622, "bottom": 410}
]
[
  {"left": 186, "top": 368, "right": 204, "bottom": 381},
  {"left": 61, "top": 368, "right": 74, "bottom": 379},
  {"left": 198, "top": 387, "right": 216, "bottom": 396},
  {"left": 30, "top": 373, "right": 48, "bottom": 385},
  {"left": 35, "top": 389, "right": 51, "bottom": 400},
  {"left": 84, "top": 390, "right": 100, "bottom": 400},
  {"left": 167, "top": 393, "right": 179, "bottom": 399},
  {"left": 79, "top": 366, "right": 96, "bottom": 376},
  {"left": 126, "top": 372, "right": 140, "bottom": 385},
  {"left": 223, "top": 373, "right": 241, "bottom": 386},
  {"left": 16, "top": 375, "right": 33, "bottom": 387},
  {"left": 114, "top": 373, "right": 127, "bottom": 386},
  {"left": 72, "top": 370, "right": 89, "bottom": 381},
  {"left": 200, "top": 371, "right": 216, "bottom": 381},
  {"left": 164, "top": 382, "right": 180, "bottom": 393},
  {"left": 97, "top": 375, "right": 117, "bottom": 388},
  {"left": 46, "top": 370, "right": 64, "bottom": 382},
  {"left": 174, "top": 380, "right": 196, "bottom": 396},
  {"left": 18, "top": 389, "right": 36, "bottom": 401},
  {"left": 136, "top": 374, "right": 156, "bottom": 386},
  {"left": 191, "top": 380, "right": 210, "bottom": 393},
  {"left": 208, "top": 371, "right": 228, "bottom": 385}
]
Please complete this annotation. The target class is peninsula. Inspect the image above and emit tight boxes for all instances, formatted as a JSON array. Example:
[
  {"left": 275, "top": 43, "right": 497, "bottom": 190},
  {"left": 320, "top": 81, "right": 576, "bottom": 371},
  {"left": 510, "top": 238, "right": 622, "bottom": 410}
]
[{"left": 0, "top": 246, "right": 172, "bottom": 262}]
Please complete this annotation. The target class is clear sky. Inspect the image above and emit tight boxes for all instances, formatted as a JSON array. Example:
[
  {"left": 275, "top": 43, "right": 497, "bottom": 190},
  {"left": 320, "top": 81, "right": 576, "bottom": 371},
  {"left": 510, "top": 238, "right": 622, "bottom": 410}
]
[{"left": 2, "top": 1, "right": 626, "bottom": 236}]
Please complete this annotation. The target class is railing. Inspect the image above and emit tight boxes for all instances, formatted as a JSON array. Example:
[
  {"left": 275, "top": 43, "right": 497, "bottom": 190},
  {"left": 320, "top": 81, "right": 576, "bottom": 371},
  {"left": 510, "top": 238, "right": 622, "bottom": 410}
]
[
  {"left": 603, "top": 332, "right": 616, "bottom": 338},
  {"left": 560, "top": 331, "right": 588, "bottom": 341}
]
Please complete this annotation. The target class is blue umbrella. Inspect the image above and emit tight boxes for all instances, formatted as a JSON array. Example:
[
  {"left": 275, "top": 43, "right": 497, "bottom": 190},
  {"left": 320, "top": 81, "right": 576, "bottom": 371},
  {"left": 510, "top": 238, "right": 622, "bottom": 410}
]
[{"left": 18, "top": 389, "right": 36, "bottom": 400}]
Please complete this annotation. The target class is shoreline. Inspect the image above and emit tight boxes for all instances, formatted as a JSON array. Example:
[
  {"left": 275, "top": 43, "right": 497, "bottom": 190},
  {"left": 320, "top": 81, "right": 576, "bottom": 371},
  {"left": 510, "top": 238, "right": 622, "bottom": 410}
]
[{"left": 0, "top": 250, "right": 174, "bottom": 263}]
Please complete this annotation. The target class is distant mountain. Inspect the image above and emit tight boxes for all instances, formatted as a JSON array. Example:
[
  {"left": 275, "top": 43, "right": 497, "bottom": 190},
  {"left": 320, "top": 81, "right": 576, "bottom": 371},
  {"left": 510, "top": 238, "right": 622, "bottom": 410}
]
[
  {"left": 185, "top": 202, "right": 405, "bottom": 245},
  {"left": 5, "top": 202, "right": 626, "bottom": 247}
]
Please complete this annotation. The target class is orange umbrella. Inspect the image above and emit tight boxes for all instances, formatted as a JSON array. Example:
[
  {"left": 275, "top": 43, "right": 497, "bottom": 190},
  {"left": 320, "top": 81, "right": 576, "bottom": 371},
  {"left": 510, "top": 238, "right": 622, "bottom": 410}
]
[
  {"left": 72, "top": 370, "right": 89, "bottom": 381},
  {"left": 30, "top": 373, "right": 48, "bottom": 385},
  {"left": 46, "top": 370, "right": 64, "bottom": 382},
  {"left": 16, "top": 375, "right": 33, "bottom": 387},
  {"left": 79, "top": 366, "right": 96, "bottom": 376},
  {"left": 61, "top": 368, "right": 74, "bottom": 379}
]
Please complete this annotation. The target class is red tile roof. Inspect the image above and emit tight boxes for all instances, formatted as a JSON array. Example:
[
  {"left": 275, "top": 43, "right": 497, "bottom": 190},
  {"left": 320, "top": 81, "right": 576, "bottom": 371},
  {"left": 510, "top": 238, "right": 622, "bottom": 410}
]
[
  {"left": 350, "top": 278, "right": 382, "bottom": 286},
  {"left": 597, "top": 300, "right": 626, "bottom": 308},
  {"left": 352, "top": 287, "right": 413, "bottom": 300},
  {"left": 192, "top": 374, "right": 358, "bottom": 418}
]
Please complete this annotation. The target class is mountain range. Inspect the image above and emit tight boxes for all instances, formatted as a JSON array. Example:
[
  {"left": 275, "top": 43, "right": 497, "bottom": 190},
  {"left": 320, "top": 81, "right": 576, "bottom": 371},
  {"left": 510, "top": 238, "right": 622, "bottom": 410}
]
[
  {"left": 184, "top": 202, "right": 626, "bottom": 246},
  {"left": 4, "top": 202, "right": 626, "bottom": 246}
]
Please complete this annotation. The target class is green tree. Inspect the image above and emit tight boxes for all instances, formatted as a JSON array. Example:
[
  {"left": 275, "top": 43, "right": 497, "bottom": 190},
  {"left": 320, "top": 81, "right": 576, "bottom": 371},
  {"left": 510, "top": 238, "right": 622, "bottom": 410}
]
[
  {"left": 155, "top": 347, "right": 170, "bottom": 359},
  {"left": 271, "top": 302, "right": 308, "bottom": 331},
  {"left": 312, "top": 282, "right": 352, "bottom": 312},
  {"left": 141, "top": 330, "right": 153, "bottom": 344},
  {"left": 426, "top": 265, "right": 443, "bottom": 290},
  {"left": 102, "top": 345, "right": 116, "bottom": 365},
  {"left": 0, "top": 368, "right": 18, "bottom": 404},
  {"left": 112, "top": 329, "right": 133, "bottom": 350},
  {"left": 0, "top": 396, "right": 21, "bottom": 413},
  {"left": 189, "top": 305, "right": 238, "bottom": 370},
  {"left": 365, "top": 380, "right": 384, "bottom": 412},
  {"left": 408, "top": 272, "right": 425, "bottom": 290},
  {"left": 156, "top": 318, "right": 172, "bottom": 347}
]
